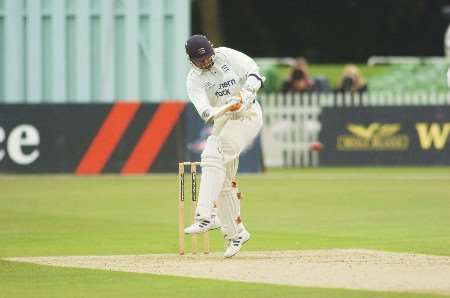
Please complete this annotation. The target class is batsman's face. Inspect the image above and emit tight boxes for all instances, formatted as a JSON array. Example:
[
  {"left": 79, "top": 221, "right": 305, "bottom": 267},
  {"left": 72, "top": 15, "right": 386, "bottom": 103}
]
[{"left": 194, "top": 56, "right": 214, "bottom": 70}]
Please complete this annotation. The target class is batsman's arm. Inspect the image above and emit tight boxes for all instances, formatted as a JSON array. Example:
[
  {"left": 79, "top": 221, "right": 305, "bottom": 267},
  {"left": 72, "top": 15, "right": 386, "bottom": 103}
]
[
  {"left": 204, "top": 101, "right": 239, "bottom": 125},
  {"left": 187, "top": 73, "right": 214, "bottom": 122}
]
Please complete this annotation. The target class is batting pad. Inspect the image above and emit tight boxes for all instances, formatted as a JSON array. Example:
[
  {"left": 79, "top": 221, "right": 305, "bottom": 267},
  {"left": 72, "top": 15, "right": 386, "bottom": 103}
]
[
  {"left": 196, "top": 136, "right": 226, "bottom": 219},
  {"left": 216, "top": 181, "right": 241, "bottom": 240}
]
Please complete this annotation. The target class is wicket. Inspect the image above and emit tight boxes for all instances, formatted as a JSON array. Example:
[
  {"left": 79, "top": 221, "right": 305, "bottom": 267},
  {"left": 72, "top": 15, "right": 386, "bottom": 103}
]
[{"left": 178, "top": 161, "right": 209, "bottom": 255}]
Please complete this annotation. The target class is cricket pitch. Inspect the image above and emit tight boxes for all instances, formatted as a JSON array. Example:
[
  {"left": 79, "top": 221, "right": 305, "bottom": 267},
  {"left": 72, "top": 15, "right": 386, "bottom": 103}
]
[{"left": 5, "top": 249, "right": 450, "bottom": 295}]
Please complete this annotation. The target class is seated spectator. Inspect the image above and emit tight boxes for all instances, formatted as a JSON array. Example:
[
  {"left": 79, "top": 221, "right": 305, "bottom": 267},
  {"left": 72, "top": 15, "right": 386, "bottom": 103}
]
[
  {"left": 282, "top": 57, "right": 316, "bottom": 93},
  {"left": 282, "top": 57, "right": 330, "bottom": 93},
  {"left": 335, "top": 64, "right": 368, "bottom": 93}
]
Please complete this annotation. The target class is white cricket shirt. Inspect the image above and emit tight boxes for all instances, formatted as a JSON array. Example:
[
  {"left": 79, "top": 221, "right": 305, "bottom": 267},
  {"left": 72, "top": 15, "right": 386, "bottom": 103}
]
[{"left": 186, "top": 47, "right": 262, "bottom": 120}]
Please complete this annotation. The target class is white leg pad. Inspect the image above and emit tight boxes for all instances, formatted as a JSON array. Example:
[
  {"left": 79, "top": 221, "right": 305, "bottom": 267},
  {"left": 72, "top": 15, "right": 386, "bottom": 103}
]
[
  {"left": 216, "top": 180, "right": 241, "bottom": 240},
  {"left": 195, "top": 136, "right": 226, "bottom": 219}
]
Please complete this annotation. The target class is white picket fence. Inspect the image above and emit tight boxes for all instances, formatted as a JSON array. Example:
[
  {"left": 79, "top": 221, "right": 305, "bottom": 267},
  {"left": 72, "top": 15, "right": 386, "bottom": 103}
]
[{"left": 259, "top": 92, "right": 450, "bottom": 167}]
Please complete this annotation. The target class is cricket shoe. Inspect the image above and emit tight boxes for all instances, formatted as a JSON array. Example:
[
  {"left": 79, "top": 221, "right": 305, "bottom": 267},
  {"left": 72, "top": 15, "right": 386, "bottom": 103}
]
[
  {"left": 224, "top": 229, "right": 250, "bottom": 258},
  {"left": 184, "top": 216, "right": 221, "bottom": 234}
]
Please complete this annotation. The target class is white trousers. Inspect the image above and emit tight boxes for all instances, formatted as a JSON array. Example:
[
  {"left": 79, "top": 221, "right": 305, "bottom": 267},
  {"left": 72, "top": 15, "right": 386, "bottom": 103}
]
[{"left": 195, "top": 102, "right": 263, "bottom": 221}]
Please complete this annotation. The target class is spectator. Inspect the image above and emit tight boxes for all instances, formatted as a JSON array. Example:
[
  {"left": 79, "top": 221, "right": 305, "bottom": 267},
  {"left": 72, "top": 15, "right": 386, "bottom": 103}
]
[
  {"left": 335, "top": 64, "right": 368, "bottom": 94},
  {"left": 282, "top": 57, "right": 316, "bottom": 92},
  {"left": 282, "top": 57, "right": 330, "bottom": 93}
]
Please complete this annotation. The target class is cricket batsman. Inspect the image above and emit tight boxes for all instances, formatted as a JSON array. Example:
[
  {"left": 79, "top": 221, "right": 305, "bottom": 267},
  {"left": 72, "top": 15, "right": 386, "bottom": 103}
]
[{"left": 183, "top": 35, "right": 264, "bottom": 258}]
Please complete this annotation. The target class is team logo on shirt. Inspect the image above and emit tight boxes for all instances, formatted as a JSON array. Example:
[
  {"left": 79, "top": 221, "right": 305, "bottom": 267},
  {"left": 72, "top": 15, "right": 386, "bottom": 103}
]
[
  {"left": 221, "top": 64, "right": 230, "bottom": 72},
  {"left": 215, "top": 78, "right": 236, "bottom": 97}
]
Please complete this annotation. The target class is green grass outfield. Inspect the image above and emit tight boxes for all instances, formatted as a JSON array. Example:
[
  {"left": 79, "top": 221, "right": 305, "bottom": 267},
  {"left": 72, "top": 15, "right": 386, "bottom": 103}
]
[{"left": 1, "top": 167, "right": 450, "bottom": 298}]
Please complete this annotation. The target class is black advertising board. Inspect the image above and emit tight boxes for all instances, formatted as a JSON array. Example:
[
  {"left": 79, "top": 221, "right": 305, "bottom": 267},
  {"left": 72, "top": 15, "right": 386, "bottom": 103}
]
[
  {"left": 0, "top": 102, "right": 186, "bottom": 173},
  {"left": 319, "top": 106, "right": 450, "bottom": 166}
]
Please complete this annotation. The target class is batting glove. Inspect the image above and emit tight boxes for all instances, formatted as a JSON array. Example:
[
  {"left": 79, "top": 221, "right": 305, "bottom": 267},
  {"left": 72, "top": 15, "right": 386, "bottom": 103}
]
[{"left": 225, "top": 95, "right": 245, "bottom": 114}]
